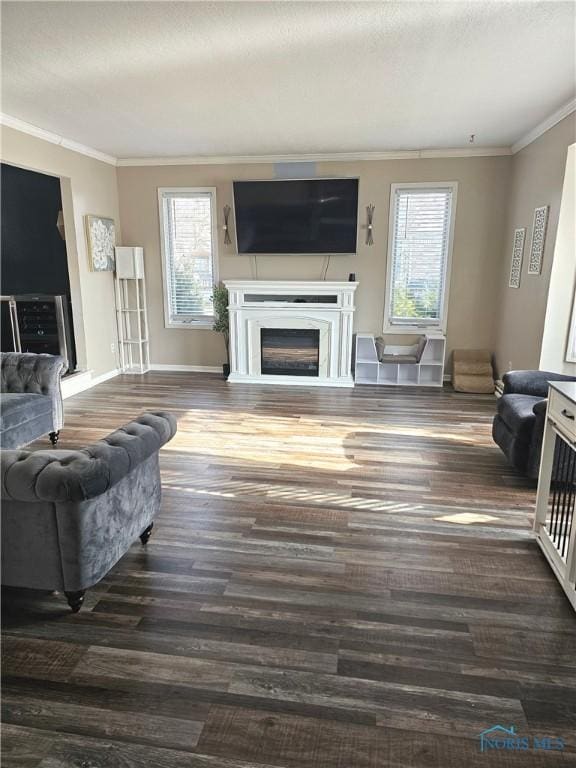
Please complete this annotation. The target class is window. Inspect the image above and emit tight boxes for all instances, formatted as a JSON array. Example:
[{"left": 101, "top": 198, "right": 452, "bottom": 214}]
[
  {"left": 384, "top": 183, "right": 457, "bottom": 332},
  {"left": 158, "top": 187, "right": 217, "bottom": 328}
]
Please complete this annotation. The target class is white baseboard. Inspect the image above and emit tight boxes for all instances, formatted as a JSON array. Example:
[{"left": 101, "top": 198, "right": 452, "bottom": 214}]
[
  {"left": 149, "top": 364, "right": 221, "bottom": 373},
  {"left": 92, "top": 368, "right": 121, "bottom": 385},
  {"left": 61, "top": 370, "right": 93, "bottom": 399},
  {"left": 61, "top": 368, "right": 120, "bottom": 399}
]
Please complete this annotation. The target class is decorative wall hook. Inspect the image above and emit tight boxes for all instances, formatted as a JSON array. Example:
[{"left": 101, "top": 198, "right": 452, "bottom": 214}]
[
  {"left": 365, "top": 204, "right": 375, "bottom": 246},
  {"left": 223, "top": 204, "right": 232, "bottom": 246}
]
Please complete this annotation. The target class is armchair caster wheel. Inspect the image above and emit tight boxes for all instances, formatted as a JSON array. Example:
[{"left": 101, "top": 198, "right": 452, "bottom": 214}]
[
  {"left": 64, "top": 590, "right": 85, "bottom": 613},
  {"left": 140, "top": 522, "right": 154, "bottom": 545},
  {"left": 49, "top": 431, "right": 60, "bottom": 446}
]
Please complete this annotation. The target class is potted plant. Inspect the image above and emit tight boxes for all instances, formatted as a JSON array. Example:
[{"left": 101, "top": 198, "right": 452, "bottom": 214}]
[{"left": 212, "top": 282, "right": 230, "bottom": 379}]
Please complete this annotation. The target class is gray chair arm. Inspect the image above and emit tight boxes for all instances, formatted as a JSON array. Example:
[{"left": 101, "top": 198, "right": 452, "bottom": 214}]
[
  {"left": 532, "top": 399, "right": 548, "bottom": 417},
  {"left": 1, "top": 411, "right": 177, "bottom": 502},
  {"left": 503, "top": 370, "right": 576, "bottom": 398},
  {"left": 1, "top": 352, "right": 66, "bottom": 430},
  {"left": 527, "top": 398, "right": 551, "bottom": 479}
]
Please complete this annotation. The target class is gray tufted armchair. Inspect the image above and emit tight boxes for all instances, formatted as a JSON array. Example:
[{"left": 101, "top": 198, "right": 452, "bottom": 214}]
[
  {"left": 1, "top": 411, "right": 177, "bottom": 611},
  {"left": 1, "top": 352, "right": 66, "bottom": 448}
]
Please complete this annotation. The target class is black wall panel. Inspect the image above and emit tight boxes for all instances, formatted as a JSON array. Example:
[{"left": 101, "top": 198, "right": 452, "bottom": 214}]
[{"left": 1, "top": 163, "right": 76, "bottom": 368}]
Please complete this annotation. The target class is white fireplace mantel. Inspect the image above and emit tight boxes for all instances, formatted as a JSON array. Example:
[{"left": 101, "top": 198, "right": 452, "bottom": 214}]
[{"left": 224, "top": 280, "right": 358, "bottom": 387}]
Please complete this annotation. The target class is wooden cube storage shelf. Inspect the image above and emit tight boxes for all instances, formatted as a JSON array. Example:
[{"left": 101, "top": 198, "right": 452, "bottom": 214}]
[{"left": 354, "top": 333, "right": 446, "bottom": 387}]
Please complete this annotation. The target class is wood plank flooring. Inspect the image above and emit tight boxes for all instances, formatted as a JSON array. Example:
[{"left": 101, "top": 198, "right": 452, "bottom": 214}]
[{"left": 2, "top": 373, "right": 576, "bottom": 767}]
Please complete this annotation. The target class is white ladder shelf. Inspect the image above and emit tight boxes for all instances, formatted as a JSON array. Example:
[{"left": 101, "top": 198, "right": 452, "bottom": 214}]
[
  {"left": 114, "top": 247, "right": 150, "bottom": 374},
  {"left": 354, "top": 333, "right": 445, "bottom": 387}
]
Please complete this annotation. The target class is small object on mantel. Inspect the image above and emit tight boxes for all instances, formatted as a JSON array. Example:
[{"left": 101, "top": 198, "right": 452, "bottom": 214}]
[
  {"left": 349, "top": 273, "right": 356, "bottom": 282},
  {"left": 452, "top": 349, "right": 494, "bottom": 393}
]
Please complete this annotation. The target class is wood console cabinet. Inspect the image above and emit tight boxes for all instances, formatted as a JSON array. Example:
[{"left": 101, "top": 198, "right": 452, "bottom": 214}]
[{"left": 534, "top": 381, "right": 576, "bottom": 610}]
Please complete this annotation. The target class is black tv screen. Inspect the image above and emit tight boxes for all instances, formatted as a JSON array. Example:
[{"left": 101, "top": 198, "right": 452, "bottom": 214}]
[{"left": 233, "top": 178, "right": 359, "bottom": 255}]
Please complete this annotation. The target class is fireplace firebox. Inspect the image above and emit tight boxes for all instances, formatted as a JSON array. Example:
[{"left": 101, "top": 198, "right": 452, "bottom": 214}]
[{"left": 260, "top": 328, "right": 320, "bottom": 376}]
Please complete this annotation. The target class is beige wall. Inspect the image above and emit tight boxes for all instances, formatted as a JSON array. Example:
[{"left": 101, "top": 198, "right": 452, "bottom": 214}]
[
  {"left": 0, "top": 126, "right": 121, "bottom": 377},
  {"left": 6, "top": 114, "right": 571, "bottom": 378},
  {"left": 540, "top": 143, "right": 576, "bottom": 376},
  {"left": 493, "top": 114, "right": 576, "bottom": 376},
  {"left": 117, "top": 156, "right": 511, "bottom": 368}
]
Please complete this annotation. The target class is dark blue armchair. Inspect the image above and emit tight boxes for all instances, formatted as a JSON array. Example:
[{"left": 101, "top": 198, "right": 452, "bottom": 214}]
[{"left": 492, "top": 370, "right": 576, "bottom": 479}]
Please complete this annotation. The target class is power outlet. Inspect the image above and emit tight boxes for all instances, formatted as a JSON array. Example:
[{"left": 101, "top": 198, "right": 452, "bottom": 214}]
[{"left": 111, "top": 342, "right": 115, "bottom": 354}]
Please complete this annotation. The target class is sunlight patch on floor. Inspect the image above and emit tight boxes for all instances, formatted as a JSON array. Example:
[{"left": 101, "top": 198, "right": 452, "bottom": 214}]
[
  {"left": 162, "top": 406, "right": 493, "bottom": 473},
  {"left": 435, "top": 511, "right": 500, "bottom": 525},
  {"left": 171, "top": 478, "right": 418, "bottom": 512}
]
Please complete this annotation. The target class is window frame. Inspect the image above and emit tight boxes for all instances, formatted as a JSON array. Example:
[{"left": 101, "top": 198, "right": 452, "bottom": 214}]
[
  {"left": 158, "top": 186, "right": 219, "bottom": 330},
  {"left": 383, "top": 181, "right": 458, "bottom": 335}
]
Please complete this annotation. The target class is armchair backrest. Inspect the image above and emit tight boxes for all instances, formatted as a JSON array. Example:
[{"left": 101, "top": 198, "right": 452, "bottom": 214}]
[
  {"left": 1, "top": 411, "right": 177, "bottom": 503},
  {"left": 503, "top": 370, "right": 576, "bottom": 399}
]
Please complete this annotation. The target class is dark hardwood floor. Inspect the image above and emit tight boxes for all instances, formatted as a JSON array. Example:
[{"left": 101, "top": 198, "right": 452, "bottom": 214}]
[{"left": 2, "top": 373, "right": 576, "bottom": 767}]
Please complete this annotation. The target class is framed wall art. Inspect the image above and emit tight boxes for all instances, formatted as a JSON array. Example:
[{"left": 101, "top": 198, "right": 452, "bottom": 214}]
[
  {"left": 85, "top": 214, "right": 116, "bottom": 272},
  {"left": 528, "top": 205, "right": 549, "bottom": 275},
  {"left": 508, "top": 227, "right": 526, "bottom": 288}
]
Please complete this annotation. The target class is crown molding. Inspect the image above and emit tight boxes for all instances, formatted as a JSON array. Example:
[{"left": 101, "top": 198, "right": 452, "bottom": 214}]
[
  {"left": 116, "top": 146, "right": 511, "bottom": 167},
  {"left": 511, "top": 98, "right": 576, "bottom": 154},
  {"left": 0, "top": 113, "right": 118, "bottom": 166},
  {"left": 417, "top": 147, "right": 511, "bottom": 159},
  {"left": 3, "top": 100, "right": 573, "bottom": 168},
  {"left": 2, "top": 114, "right": 509, "bottom": 167}
]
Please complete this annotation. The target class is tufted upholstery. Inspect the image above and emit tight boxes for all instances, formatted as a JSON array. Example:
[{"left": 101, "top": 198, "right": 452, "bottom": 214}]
[
  {"left": 0, "top": 393, "right": 52, "bottom": 431},
  {"left": 2, "top": 411, "right": 177, "bottom": 502},
  {"left": 1, "top": 353, "right": 66, "bottom": 446},
  {"left": 1, "top": 411, "right": 177, "bottom": 599}
]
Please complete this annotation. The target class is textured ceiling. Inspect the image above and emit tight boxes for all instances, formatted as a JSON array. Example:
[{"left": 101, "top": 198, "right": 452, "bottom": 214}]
[{"left": 1, "top": 1, "right": 575, "bottom": 159}]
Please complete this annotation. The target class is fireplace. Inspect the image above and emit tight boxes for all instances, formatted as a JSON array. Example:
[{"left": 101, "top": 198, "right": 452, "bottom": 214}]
[
  {"left": 261, "top": 328, "right": 320, "bottom": 376},
  {"left": 224, "top": 280, "right": 358, "bottom": 386}
]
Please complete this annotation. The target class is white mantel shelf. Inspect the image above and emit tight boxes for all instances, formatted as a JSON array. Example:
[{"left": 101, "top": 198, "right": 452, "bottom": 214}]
[
  {"left": 225, "top": 280, "right": 359, "bottom": 291},
  {"left": 224, "top": 280, "right": 358, "bottom": 387}
]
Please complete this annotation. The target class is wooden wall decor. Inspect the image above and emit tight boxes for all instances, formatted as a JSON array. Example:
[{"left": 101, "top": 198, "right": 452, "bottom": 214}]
[
  {"left": 508, "top": 227, "right": 526, "bottom": 288},
  {"left": 528, "top": 205, "right": 549, "bottom": 275}
]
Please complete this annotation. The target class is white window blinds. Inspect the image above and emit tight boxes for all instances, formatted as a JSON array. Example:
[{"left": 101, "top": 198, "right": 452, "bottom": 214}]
[
  {"left": 160, "top": 189, "right": 216, "bottom": 325},
  {"left": 388, "top": 186, "right": 454, "bottom": 327}
]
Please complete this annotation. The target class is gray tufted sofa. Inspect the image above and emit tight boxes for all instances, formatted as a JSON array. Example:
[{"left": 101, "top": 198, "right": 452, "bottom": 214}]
[
  {"left": 1, "top": 411, "right": 177, "bottom": 611},
  {"left": 1, "top": 352, "right": 66, "bottom": 449}
]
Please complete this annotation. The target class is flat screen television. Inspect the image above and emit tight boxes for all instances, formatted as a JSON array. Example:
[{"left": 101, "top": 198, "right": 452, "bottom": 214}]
[{"left": 233, "top": 178, "right": 359, "bottom": 255}]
